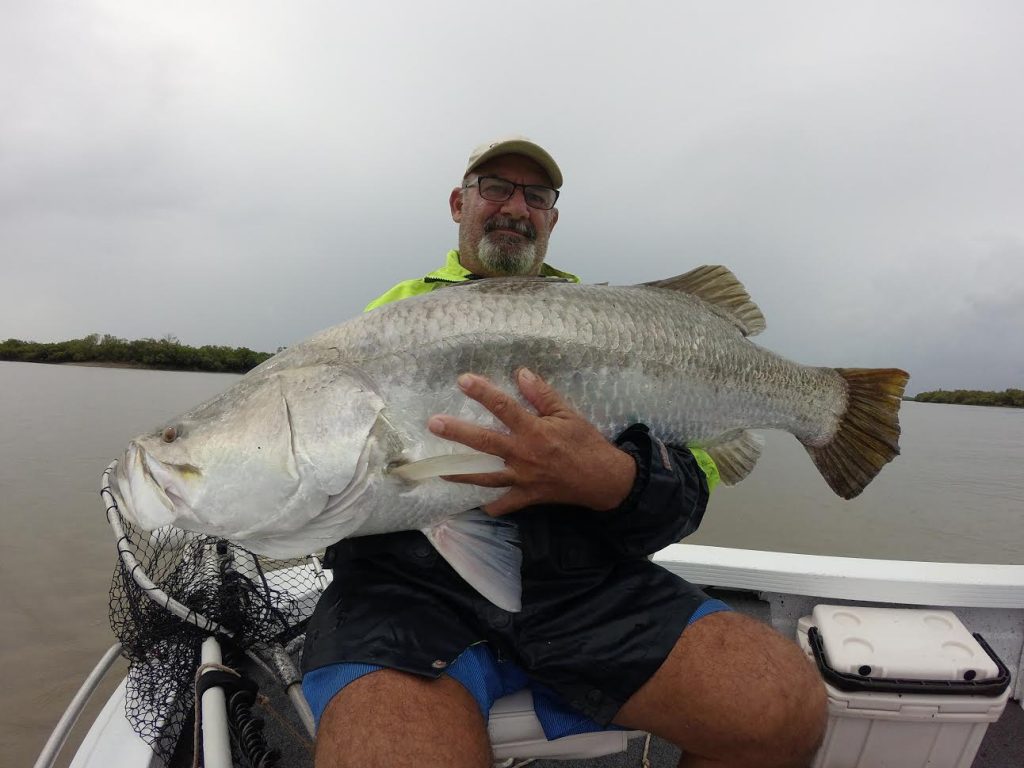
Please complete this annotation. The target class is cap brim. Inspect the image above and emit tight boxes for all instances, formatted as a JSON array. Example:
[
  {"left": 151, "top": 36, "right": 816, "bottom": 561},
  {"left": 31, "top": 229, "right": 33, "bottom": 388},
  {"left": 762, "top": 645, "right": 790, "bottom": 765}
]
[{"left": 467, "top": 139, "right": 563, "bottom": 189}]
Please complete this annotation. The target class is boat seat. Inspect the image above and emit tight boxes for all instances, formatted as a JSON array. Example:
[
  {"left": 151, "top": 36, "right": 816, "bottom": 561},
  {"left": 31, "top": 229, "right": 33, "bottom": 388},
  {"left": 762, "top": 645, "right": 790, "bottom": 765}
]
[{"left": 487, "top": 689, "right": 644, "bottom": 761}]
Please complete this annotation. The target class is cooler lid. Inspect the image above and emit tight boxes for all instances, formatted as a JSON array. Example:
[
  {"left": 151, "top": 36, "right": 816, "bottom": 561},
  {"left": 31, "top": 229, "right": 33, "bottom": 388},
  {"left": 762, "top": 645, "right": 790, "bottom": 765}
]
[{"left": 809, "top": 605, "right": 1010, "bottom": 696}]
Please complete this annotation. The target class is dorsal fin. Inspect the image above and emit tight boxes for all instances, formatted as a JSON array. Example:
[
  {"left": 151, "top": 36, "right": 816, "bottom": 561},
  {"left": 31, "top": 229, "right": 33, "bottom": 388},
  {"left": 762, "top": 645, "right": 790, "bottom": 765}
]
[{"left": 641, "top": 265, "right": 766, "bottom": 337}]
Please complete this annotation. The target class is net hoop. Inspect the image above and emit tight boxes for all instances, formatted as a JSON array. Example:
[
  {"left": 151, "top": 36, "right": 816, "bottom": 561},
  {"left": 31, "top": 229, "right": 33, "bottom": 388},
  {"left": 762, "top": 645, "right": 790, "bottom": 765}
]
[{"left": 102, "top": 461, "right": 232, "bottom": 637}]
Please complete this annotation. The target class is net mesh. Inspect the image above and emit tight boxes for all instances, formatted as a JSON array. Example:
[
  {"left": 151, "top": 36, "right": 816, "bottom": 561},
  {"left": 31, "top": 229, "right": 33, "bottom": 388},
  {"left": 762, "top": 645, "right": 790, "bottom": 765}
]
[{"left": 107, "top": 502, "right": 325, "bottom": 763}]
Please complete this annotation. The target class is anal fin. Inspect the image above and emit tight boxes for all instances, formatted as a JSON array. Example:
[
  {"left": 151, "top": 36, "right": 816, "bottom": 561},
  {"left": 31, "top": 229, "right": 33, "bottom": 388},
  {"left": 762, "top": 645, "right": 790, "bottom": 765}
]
[{"left": 704, "top": 430, "right": 765, "bottom": 485}]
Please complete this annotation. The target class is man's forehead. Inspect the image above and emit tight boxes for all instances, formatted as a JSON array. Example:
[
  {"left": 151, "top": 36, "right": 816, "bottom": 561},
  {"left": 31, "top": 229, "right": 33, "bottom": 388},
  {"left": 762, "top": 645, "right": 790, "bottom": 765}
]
[{"left": 468, "top": 154, "right": 554, "bottom": 186}]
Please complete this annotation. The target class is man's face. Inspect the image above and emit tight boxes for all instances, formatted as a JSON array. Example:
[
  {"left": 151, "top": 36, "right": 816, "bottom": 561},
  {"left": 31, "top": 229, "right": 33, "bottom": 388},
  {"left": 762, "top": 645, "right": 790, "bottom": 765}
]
[{"left": 449, "top": 154, "right": 559, "bottom": 277}]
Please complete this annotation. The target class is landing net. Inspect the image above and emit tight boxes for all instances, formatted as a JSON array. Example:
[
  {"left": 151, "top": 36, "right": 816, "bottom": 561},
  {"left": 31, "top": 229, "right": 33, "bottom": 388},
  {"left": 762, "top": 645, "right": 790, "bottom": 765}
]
[{"left": 102, "top": 462, "right": 327, "bottom": 763}]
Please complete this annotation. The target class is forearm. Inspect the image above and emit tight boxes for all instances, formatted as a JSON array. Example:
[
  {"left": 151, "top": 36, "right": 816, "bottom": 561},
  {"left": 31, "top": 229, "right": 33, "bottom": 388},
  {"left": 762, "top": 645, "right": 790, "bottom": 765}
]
[{"left": 594, "top": 424, "right": 711, "bottom": 558}]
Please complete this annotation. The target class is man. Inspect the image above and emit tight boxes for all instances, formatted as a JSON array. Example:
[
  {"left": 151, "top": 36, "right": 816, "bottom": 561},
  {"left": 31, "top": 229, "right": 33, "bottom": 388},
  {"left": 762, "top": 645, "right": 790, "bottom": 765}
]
[{"left": 301, "top": 137, "right": 827, "bottom": 767}]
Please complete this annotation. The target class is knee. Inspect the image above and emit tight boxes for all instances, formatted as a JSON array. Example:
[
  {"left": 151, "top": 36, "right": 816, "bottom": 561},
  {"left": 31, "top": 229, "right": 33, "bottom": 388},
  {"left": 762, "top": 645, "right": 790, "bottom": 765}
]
[
  {"left": 741, "top": 640, "right": 828, "bottom": 767},
  {"left": 696, "top": 614, "right": 827, "bottom": 767},
  {"left": 313, "top": 670, "right": 492, "bottom": 768},
  {"left": 765, "top": 659, "right": 828, "bottom": 766}
]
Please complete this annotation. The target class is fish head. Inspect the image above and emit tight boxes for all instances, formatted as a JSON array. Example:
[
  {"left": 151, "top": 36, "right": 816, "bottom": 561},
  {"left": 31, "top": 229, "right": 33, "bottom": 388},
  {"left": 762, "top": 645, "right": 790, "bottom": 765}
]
[{"left": 112, "top": 367, "right": 387, "bottom": 545}]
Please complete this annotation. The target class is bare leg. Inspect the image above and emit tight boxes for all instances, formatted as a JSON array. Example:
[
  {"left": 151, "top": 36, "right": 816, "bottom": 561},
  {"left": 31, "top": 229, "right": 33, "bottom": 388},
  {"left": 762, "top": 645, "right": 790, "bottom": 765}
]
[
  {"left": 613, "top": 612, "right": 827, "bottom": 768},
  {"left": 314, "top": 669, "right": 492, "bottom": 768}
]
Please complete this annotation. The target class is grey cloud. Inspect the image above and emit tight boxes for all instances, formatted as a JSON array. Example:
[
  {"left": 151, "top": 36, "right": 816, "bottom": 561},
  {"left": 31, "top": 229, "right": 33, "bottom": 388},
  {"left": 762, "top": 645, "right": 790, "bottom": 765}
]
[{"left": 2, "top": 1, "right": 1022, "bottom": 394}]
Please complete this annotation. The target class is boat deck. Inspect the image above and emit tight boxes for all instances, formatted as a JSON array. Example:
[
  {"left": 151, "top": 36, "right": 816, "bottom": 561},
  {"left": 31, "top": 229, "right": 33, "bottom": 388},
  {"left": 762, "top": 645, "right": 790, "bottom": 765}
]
[
  {"left": 62, "top": 542, "right": 1024, "bottom": 768},
  {"left": 535, "top": 703, "right": 1024, "bottom": 768},
  {"left": 214, "top": 589, "right": 1022, "bottom": 768},
  {"left": 216, "top": 673, "right": 1022, "bottom": 768}
]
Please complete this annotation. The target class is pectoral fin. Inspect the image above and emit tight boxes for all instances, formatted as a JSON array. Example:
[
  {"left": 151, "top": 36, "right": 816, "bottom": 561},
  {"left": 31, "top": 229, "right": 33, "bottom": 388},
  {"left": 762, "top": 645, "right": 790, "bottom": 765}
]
[
  {"left": 390, "top": 452, "right": 506, "bottom": 482},
  {"left": 424, "top": 511, "right": 522, "bottom": 612}
]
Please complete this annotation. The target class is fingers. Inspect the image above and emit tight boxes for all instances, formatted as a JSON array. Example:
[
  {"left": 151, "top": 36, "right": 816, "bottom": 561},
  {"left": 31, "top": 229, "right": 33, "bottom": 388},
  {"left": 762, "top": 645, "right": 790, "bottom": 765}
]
[
  {"left": 437, "top": 469, "right": 539, "bottom": 516},
  {"left": 440, "top": 471, "right": 515, "bottom": 488},
  {"left": 429, "top": 369, "right": 556, "bottom": 450},
  {"left": 425, "top": 369, "right": 590, "bottom": 517},
  {"left": 515, "top": 368, "right": 572, "bottom": 417},
  {"left": 481, "top": 492, "right": 529, "bottom": 518},
  {"left": 457, "top": 373, "right": 534, "bottom": 429},
  {"left": 427, "top": 414, "right": 512, "bottom": 456},
  {"left": 439, "top": 474, "right": 526, "bottom": 518}
]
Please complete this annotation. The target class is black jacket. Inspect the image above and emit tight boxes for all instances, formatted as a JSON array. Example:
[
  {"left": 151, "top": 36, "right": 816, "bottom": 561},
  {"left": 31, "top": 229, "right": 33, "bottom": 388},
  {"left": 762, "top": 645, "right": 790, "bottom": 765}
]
[
  {"left": 304, "top": 424, "right": 711, "bottom": 683},
  {"left": 508, "top": 423, "right": 710, "bottom": 580}
]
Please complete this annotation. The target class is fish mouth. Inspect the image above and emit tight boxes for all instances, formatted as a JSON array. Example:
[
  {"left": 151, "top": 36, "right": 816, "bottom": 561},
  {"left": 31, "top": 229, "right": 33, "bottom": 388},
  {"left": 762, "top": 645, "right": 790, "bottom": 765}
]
[{"left": 113, "top": 442, "right": 197, "bottom": 530}]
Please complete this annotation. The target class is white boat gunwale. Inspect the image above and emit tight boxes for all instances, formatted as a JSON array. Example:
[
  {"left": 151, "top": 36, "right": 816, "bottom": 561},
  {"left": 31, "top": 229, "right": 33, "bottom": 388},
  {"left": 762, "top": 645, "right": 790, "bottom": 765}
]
[{"left": 43, "top": 543, "right": 1024, "bottom": 767}]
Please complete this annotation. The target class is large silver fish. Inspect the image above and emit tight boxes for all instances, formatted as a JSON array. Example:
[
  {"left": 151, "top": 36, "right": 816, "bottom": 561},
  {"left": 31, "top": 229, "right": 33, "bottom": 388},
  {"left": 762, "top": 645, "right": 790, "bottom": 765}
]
[{"left": 111, "top": 266, "right": 908, "bottom": 611}]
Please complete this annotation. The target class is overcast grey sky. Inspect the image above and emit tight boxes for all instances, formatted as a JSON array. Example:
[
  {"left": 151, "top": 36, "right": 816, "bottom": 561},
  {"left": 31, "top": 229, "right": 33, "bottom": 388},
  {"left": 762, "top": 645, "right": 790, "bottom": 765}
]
[{"left": 2, "top": 1, "right": 1022, "bottom": 394}]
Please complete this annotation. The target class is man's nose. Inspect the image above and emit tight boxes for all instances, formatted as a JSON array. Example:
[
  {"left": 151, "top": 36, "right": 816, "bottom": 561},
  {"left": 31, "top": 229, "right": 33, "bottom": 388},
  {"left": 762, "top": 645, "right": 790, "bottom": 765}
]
[{"left": 499, "top": 187, "right": 531, "bottom": 218}]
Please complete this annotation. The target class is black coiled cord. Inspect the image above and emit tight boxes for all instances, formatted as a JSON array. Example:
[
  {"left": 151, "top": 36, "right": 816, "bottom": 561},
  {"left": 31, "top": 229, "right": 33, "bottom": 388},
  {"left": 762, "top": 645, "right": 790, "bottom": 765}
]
[{"left": 227, "top": 687, "right": 280, "bottom": 768}]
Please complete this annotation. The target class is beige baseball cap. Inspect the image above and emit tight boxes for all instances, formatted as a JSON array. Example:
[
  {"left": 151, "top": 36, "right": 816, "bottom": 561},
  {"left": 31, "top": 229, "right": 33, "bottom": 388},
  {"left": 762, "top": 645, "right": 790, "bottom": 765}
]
[{"left": 464, "top": 135, "right": 563, "bottom": 189}]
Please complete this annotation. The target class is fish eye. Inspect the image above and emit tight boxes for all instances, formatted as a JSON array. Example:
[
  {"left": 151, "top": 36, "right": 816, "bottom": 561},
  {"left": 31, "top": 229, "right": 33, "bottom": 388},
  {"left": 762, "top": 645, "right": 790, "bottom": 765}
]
[{"left": 161, "top": 426, "right": 179, "bottom": 443}]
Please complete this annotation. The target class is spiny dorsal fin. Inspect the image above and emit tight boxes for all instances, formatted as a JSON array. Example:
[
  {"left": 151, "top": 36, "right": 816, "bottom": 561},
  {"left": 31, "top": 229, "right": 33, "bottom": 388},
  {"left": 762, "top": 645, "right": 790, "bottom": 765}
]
[{"left": 642, "top": 265, "right": 766, "bottom": 337}]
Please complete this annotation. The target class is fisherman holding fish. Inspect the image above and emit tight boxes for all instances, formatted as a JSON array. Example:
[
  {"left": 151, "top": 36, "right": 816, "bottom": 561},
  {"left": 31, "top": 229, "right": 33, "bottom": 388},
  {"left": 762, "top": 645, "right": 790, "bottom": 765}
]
[
  {"left": 114, "top": 132, "right": 908, "bottom": 761},
  {"left": 301, "top": 138, "right": 829, "bottom": 767}
]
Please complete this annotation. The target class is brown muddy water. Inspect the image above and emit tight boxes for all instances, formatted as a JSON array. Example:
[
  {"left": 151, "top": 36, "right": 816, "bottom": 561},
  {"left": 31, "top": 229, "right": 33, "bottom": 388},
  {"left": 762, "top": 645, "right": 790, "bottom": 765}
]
[{"left": 2, "top": 360, "right": 1022, "bottom": 766}]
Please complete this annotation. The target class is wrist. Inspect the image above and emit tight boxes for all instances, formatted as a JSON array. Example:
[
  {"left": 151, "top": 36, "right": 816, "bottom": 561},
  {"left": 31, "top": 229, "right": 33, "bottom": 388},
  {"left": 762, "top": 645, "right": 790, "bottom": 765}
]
[{"left": 589, "top": 446, "right": 638, "bottom": 511}]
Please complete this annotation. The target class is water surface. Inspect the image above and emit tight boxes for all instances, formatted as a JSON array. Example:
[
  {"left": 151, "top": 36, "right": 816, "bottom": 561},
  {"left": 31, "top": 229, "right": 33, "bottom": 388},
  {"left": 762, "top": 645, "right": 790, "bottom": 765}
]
[{"left": 1, "top": 361, "right": 1021, "bottom": 765}]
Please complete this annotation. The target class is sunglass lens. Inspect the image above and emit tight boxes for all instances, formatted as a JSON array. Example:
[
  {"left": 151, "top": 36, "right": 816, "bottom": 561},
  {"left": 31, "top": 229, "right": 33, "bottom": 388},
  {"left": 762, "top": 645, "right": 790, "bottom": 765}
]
[
  {"left": 478, "top": 177, "right": 514, "bottom": 201},
  {"left": 524, "top": 187, "right": 556, "bottom": 210}
]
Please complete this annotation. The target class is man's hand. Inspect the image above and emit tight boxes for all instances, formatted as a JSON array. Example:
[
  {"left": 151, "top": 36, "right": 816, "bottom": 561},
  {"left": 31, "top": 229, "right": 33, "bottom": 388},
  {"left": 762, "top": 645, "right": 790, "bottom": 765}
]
[{"left": 426, "top": 368, "right": 637, "bottom": 517}]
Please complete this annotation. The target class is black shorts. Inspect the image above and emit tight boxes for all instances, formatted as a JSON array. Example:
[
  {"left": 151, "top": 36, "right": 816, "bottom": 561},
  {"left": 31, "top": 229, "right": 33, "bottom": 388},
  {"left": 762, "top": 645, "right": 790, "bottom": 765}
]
[{"left": 301, "top": 526, "right": 721, "bottom": 725}]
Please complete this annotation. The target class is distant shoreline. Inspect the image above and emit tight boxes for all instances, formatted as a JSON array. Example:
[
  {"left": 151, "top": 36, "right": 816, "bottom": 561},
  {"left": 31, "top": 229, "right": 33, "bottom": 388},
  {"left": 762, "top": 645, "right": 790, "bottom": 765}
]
[
  {"left": 1, "top": 359, "right": 243, "bottom": 374},
  {"left": 64, "top": 361, "right": 240, "bottom": 374},
  {"left": 1, "top": 335, "right": 271, "bottom": 374},
  {"left": 908, "top": 398, "right": 1021, "bottom": 409},
  {"left": 64, "top": 360, "right": 158, "bottom": 369},
  {"left": 909, "top": 389, "right": 1023, "bottom": 408}
]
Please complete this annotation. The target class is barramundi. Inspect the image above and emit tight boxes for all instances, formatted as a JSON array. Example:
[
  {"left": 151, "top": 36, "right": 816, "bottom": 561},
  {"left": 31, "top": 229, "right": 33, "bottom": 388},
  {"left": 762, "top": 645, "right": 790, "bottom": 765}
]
[{"left": 111, "top": 266, "right": 909, "bottom": 611}]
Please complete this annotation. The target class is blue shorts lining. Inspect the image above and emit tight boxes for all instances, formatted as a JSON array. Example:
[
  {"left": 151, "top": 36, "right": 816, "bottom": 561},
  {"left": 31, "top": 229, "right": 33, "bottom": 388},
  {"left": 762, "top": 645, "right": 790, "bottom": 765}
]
[{"left": 302, "top": 597, "right": 731, "bottom": 739}]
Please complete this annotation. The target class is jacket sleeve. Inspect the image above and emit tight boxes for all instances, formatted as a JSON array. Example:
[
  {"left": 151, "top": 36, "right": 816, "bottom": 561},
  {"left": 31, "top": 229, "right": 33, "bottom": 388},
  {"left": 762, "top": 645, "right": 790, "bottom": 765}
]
[{"left": 593, "top": 423, "right": 711, "bottom": 558}]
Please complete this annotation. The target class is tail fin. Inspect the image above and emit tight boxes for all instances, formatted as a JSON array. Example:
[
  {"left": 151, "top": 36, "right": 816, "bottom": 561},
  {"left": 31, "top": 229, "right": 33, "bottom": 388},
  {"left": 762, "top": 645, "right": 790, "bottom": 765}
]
[{"left": 806, "top": 368, "right": 910, "bottom": 499}]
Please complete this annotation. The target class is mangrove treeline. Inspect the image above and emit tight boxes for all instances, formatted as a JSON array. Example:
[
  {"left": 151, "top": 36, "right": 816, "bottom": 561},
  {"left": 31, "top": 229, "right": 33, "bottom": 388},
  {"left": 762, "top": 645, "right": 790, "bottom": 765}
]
[
  {"left": 0, "top": 334, "right": 273, "bottom": 373},
  {"left": 913, "top": 389, "right": 1024, "bottom": 408}
]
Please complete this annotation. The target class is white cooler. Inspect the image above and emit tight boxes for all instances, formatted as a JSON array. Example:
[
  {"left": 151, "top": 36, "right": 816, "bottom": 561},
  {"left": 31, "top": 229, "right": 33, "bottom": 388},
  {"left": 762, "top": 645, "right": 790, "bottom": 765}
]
[{"left": 798, "top": 605, "right": 1011, "bottom": 768}]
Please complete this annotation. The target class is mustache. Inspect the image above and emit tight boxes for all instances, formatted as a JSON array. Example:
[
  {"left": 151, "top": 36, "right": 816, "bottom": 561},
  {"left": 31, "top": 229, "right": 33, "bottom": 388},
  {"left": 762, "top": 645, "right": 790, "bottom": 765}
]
[{"left": 484, "top": 215, "right": 536, "bottom": 240}]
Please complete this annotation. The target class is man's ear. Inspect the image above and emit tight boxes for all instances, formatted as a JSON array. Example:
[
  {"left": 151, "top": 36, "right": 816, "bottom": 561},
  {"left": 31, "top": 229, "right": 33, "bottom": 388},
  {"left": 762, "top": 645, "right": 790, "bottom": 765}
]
[
  {"left": 449, "top": 187, "right": 463, "bottom": 222},
  {"left": 548, "top": 207, "right": 559, "bottom": 231}
]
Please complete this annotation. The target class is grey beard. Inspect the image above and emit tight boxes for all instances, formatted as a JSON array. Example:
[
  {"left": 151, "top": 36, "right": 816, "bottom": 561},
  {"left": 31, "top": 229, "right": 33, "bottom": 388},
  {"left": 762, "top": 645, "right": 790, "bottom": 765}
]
[{"left": 477, "top": 234, "right": 538, "bottom": 275}]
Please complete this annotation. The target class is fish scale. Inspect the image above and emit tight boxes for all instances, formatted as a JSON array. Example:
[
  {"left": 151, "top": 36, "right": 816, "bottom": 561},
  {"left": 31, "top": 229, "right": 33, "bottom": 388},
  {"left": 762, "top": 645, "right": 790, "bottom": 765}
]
[{"left": 302, "top": 280, "right": 842, "bottom": 447}]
